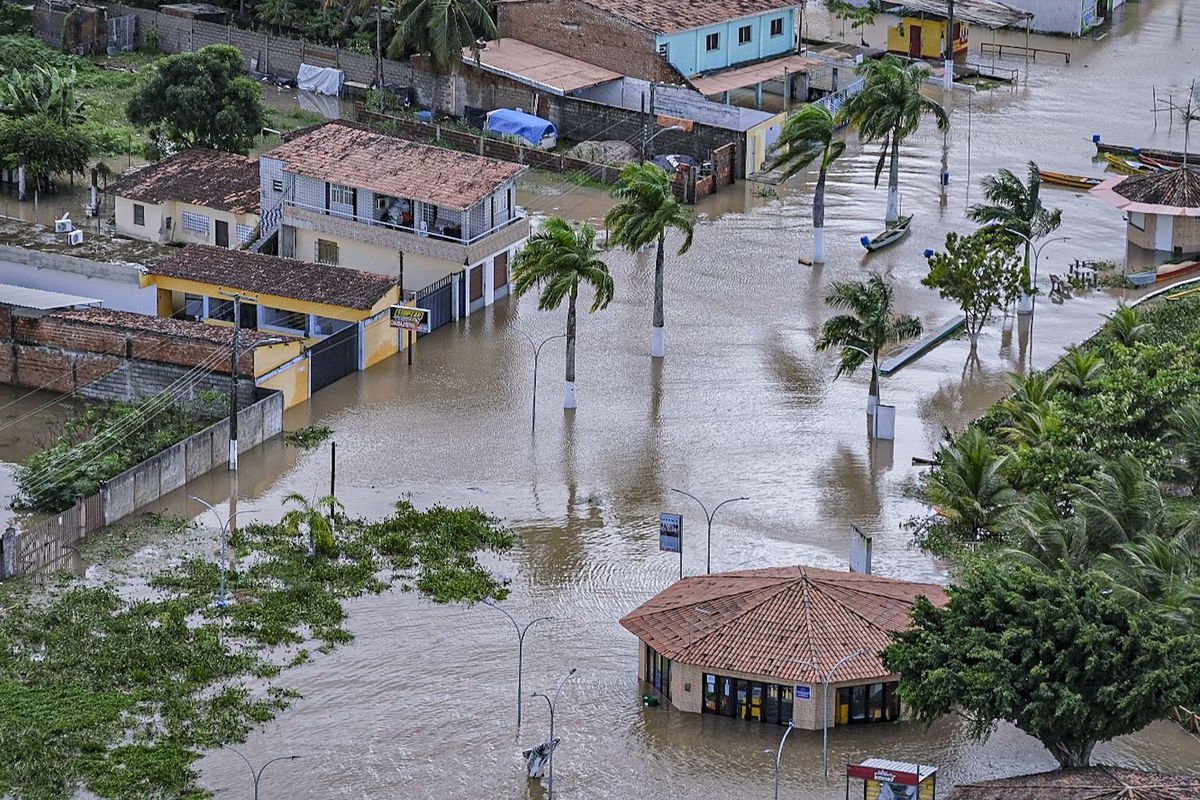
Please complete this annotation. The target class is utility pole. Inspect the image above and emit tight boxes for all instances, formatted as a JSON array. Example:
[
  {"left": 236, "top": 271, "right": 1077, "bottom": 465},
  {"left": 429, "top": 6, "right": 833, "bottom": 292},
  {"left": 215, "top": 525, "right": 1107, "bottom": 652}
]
[
  {"left": 943, "top": 0, "right": 956, "bottom": 90},
  {"left": 229, "top": 294, "right": 240, "bottom": 471},
  {"left": 647, "top": 82, "right": 658, "bottom": 162},
  {"left": 639, "top": 93, "right": 648, "bottom": 163}
]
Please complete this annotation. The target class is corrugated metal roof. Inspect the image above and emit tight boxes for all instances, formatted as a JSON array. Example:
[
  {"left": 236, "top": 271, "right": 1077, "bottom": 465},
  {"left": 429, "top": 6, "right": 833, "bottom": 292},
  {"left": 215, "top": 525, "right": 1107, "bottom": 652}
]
[
  {"left": 896, "top": 0, "right": 1033, "bottom": 28},
  {"left": 860, "top": 758, "right": 938, "bottom": 780},
  {"left": 0, "top": 283, "right": 101, "bottom": 310}
]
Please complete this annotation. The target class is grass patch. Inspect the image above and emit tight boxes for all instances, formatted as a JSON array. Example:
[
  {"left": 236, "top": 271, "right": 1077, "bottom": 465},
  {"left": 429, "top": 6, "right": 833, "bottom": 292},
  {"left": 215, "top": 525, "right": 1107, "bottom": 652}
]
[
  {"left": 283, "top": 425, "right": 333, "bottom": 448},
  {"left": 0, "top": 500, "right": 513, "bottom": 799}
]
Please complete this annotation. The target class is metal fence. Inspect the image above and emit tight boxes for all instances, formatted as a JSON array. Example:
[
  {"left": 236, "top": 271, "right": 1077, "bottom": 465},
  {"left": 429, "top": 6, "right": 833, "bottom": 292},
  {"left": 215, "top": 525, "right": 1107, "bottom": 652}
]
[{"left": 1, "top": 493, "right": 106, "bottom": 581}]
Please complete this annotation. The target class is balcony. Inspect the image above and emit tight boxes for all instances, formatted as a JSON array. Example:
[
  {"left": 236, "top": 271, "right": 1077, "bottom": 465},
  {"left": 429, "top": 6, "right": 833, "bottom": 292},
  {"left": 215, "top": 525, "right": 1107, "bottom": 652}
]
[{"left": 283, "top": 203, "right": 529, "bottom": 265}]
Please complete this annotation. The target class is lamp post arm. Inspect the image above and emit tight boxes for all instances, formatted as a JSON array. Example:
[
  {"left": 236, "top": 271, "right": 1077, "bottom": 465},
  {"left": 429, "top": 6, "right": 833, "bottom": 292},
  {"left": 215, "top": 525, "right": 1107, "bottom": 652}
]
[
  {"left": 710, "top": 496, "right": 748, "bottom": 521},
  {"left": 258, "top": 755, "right": 301, "bottom": 779},
  {"left": 535, "top": 333, "right": 568, "bottom": 360},
  {"left": 670, "top": 488, "right": 709, "bottom": 521},
  {"left": 221, "top": 744, "right": 257, "bottom": 786},
  {"left": 521, "top": 616, "right": 553, "bottom": 640},
  {"left": 824, "top": 647, "right": 871, "bottom": 684},
  {"left": 483, "top": 599, "right": 521, "bottom": 636}
]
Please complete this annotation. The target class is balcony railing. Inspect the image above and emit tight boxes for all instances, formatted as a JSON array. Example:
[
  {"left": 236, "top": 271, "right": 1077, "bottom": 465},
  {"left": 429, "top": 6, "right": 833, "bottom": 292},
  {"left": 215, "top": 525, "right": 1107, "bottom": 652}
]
[{"left": 284, "top": 200, "right": 520, "bottom": 246}]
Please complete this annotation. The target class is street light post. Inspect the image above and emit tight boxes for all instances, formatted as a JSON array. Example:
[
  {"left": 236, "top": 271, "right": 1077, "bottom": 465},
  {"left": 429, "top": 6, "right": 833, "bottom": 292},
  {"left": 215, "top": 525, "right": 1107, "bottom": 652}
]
[
  {"left": 221, "top": 745, "right": 301, "bottom": 800},
  {"left": 532, "top": 667, "right": 577, "bottom": 800},
  {"left": 793, "top": 648, "right": 870, "bottom": 779},
  {"left": 484, "top": 600, "right": 551, "bottom": 728},
  {"left": 1004, "top": 230, "right": 1070, "bottom": 371},
  {"left": 769, "top": 721, "right": 796, "bottom": 800},
  {"left": 669, "top": 489, "right": 748, "bottom": 575},
  {"left": 517, "top": 330, "right": 568, "bottom": 430},
  {"left": 190, "top": 496, "right": 258, "bottom": 609}
]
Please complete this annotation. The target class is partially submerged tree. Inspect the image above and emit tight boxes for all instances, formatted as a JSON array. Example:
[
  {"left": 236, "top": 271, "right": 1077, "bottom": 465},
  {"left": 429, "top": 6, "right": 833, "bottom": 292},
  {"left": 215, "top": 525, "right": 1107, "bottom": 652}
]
[
  {"left": 281, "top": 491, "right": 344, "bottom": 555},
  {"left": 385, "top": 0, "right": 498, "bottom": 116},
  {"left": 0, "top": 113, "right": 90, "bottom": 200},
  {"left": 127, "top": 45, "right": 265, "bottom": 155},
  {"left": 840, "top": 55, "right": 949, "bottom": 223},
  {"left": 815, "top": 273, "right": 922, "bottom": 411},
  {"left": 922, "top": 230, "right": 1023, "bottom": 349},
  {"left": 919, "top": 426, "right": 1017, "bottom": 547},
  {"left": 884, "top": 561, "right": 1200, "bottom": 768},
  {"left": 766, "top": 103, "right": 846, "bottom": 264},
  {"left": 605, "top": 162, "right": 695, "bottom": 359},
  {"left": 512, "top": 216, "right": 615, "bottom": 409}
]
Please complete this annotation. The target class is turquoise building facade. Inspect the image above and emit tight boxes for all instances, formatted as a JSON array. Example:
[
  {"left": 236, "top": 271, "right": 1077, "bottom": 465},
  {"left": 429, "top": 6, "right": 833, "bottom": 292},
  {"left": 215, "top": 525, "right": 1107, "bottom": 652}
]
[{"left": 657, "top": 7, "right": 798, "bottom": 77}]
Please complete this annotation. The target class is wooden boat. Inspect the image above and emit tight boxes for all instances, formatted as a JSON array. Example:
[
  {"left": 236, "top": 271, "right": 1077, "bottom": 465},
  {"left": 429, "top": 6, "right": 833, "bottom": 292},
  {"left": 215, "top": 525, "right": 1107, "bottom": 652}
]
[
  {"left": 1094, "top": 140, "right": 1200, "bottom": 166},
  {"left": 1101, "top": 152, "right": 1159, "bottom": 175},
  {"left": 1040, "top": 170, "right": 1104, "bottom": 190},
  {"left": 861, "top": 216, "right": 912, "bottom": 252},
  {"left": 1126, "top": 255, "right": 1200, "bottom": 287}
]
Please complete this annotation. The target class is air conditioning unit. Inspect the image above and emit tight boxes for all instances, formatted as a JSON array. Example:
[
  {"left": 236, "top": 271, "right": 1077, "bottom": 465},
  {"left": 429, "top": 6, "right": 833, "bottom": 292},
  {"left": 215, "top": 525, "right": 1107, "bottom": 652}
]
[
  {"left": 67, "top": 229, "right": 84, "bottom": 246},
  {"left": 54, "top": 215, "right": 73, "bottom": 233}
]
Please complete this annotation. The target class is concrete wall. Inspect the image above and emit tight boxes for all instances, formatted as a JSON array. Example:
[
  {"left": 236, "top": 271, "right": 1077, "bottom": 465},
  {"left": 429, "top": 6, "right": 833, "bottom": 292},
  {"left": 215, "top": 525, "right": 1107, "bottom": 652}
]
[
  {"left": 0, "top": 245, "right": 157, "bottom": 314},
  {"left": 115, "top": 196, "right": 258, "bottom": 248},
  {"left": 660, "top": 9, "right": 796, "bottom": 76},
  {"left": 1002, "top": 0, "right": 1091, "bottom": 34},
  {"left": 101, "top": 390, "right": 284, "bottom": 524}
]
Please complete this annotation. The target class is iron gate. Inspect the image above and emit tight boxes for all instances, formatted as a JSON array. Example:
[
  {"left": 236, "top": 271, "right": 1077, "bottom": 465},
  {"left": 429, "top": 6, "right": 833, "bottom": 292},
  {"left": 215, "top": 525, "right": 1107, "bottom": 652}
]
[
  {"left": 310, "top": 323, "right": 360, "bottom": 392},
  {"left": 414, "top": 273, "right": 456, "bottom": 338}
]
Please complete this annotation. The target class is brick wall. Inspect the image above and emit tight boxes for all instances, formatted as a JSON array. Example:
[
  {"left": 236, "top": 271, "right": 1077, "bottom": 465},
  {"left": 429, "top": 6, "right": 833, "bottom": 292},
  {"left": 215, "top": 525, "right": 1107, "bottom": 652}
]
[
  {"left": 495, "top": 0, "right": 679, "bottom": 84},
  {"left": 0, "top": 305, "right": 256, "bottom": 405}
]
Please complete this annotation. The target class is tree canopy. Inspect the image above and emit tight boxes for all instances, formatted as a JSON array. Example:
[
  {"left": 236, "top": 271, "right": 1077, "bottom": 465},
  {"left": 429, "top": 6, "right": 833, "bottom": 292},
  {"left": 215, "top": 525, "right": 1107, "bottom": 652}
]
[
  {"left": 126, "top": 45, "right": 264, "bottom": 156},
  {"left": 923, "top": 230, "right": 1023, "bottom": 348},
  {"left": 884, "top": 561, "right": 1200, "bottom": 768},
  {"left": 0, "top": 113, "right": 90, "bottom": 184}
]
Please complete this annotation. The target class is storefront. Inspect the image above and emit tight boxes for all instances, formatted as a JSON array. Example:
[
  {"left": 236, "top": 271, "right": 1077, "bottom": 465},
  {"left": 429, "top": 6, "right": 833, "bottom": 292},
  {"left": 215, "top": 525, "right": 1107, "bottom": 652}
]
[
  {"left": 702, "top": 673, "right": 794, "bottom": 725},
  {"left": 837, "top": 681, "right": 902, "bottom": 725}
]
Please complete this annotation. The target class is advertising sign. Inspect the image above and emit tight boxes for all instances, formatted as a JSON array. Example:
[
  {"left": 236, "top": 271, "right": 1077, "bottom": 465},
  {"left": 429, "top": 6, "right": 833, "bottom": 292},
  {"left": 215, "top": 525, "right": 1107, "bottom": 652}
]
[
  {"left": 659, "top": 513, "right": 683, "bottom": 553},
  {"left": 390, "top": 305, "right": 431, "bottom": 333}
]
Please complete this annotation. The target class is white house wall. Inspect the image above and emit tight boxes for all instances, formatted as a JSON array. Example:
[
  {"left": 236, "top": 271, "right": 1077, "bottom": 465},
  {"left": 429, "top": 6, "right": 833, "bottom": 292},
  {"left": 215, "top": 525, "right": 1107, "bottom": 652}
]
[{"left": 1001, "top": 0, "right": 1090, "bottom": 34}]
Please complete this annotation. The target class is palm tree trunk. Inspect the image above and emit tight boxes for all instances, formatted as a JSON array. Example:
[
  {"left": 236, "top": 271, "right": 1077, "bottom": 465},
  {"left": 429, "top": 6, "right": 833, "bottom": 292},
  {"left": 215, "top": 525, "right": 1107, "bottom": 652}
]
[
  {"left": 652, "top": 231, "right": 666, "bottom": 358},
  {"left": 886, "top": 135, "right": 901, "bottom": 223},
  {"left": 374, "top": 0, "right": 383, "bottom": 88},
  {"left": 812, "top": 163, "right": 827, "bottom": 264},
  {"left": 1017, "top": 240, "right": 1034, "bottom": 315},
  {"left": 564, "top": 288, "right": 578, "bottom": 409}
]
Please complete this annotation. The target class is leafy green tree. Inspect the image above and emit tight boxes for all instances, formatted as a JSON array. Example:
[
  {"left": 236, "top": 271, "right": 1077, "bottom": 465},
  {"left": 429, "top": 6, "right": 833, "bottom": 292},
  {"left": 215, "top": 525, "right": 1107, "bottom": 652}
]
[
  {"left": 281, "top": 491, "right": 343, "bottom": 555},
  {"left": 923, "top": 230, "right": 1023, "bottom": 349},
  {"left": 0, "top": 113, "right": 90, "bottom": 201},
  {"left": 766, "top": 103, "right": 846, "bottom": 264},
  {"left": 968, "top": 161, "right": 1062, "bottom": 305},
  {"left": 126, "top": 45, "right": 265, "bottom": 155},
  {"left": 815, "top": 273, "right": 922, "bottom": 410},
  {"left": 839, "top": 54, "right": 949, "bottom": 223},
  {"left": 385, "top": 0, "right": 498, "bottom": 116},
  {"left": 0, "top": 65, "right": 84, "bottom": 125},
  {"left": 512, "top": 216, "right": 615, "bottom": 409},
  {"left": 605, "top": 163, "right": 695, "bottom": 359},
  {"left": 884, "top": 561, "right": 1200, "bottom": 768}
]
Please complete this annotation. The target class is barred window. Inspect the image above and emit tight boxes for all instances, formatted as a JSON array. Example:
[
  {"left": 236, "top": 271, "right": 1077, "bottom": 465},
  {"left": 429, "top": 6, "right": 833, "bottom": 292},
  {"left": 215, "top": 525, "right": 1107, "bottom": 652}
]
[
  {"left": 181, "top": 211, "right": 209, "bottom": 235},
  {"left": 316, "top": 239, "right": 339, "bottom": 265},
  {"left": 236, "top": 223, "right": 254, "bottom": 244},
  {"left": 133, "top": 204, "right": 145, "bottom": 226}
]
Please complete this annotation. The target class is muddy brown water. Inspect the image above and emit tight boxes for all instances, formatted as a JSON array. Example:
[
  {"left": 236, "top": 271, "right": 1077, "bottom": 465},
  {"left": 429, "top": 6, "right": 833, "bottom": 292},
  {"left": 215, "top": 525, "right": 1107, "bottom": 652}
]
[{"left": 2, "top": 1, "right": 1200, "bottom": 796}]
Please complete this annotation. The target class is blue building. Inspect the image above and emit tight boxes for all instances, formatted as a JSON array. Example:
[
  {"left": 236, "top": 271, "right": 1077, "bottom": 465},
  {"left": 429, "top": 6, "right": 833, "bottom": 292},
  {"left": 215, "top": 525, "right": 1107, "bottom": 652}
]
[{"left": 657, "top": 6, "right": 799, "bottom": 77}]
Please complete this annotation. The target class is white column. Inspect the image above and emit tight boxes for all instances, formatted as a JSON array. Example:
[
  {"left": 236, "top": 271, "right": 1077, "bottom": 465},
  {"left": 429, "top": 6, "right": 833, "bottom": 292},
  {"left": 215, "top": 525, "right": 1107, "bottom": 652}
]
[{"left": 483, "top": 257, "right": 495, "bottom": 306}]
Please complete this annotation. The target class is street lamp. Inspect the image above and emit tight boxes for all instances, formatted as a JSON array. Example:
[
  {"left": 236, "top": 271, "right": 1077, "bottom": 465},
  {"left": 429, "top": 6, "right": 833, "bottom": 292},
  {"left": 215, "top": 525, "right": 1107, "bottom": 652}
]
[
  {"left": 793, "top": 648, "right": 871, "bottom": 779},
  {"left": 767, "top": 721, "right": 796, "bottom": 800},
  {"left": 484, "top": 600, "right": 551, "bottom": 728},
  {"left": 1003, "top": 230, "right": 1070, "bottom": 371},
  {"left": 642, "top": 124, "right": 685, "bottom": 163},
  {"left": 190, "top": 496, "right": 258, "bottom": 609},
  {"left": 669, "top": 489, "right": 748, "bottom": 575},
  {"left": 516, "top": 329, "right": 568, "bottom": 430},
  {"left": 221, "top": 745, "right": 300, "bottom": 800},
  {"left": 531, "top": 667, "right": 577, "bottom": 800}
]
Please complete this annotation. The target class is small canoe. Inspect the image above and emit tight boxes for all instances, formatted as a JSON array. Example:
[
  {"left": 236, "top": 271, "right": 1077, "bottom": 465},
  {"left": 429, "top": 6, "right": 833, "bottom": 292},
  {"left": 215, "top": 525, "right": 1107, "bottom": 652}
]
[
  {"left": 861, "top": 216, "right": 912, "bottom": 252},
  {"left": 1041, "top": 170, "right": 1104, "bottom": 191},
  {"left": 1101, "top": 152, "right": 1157, "bottom": 175},
  {"left": 1126, "top": 256, "right": 1200, "bottom": 287},
  {"left": 1094, "top": 141, "right": 1200, "bottom": 166}
]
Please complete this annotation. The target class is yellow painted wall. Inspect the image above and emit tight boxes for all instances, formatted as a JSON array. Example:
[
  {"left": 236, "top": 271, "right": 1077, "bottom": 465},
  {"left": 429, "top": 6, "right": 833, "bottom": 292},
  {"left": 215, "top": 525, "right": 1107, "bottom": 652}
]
[
  {"left": 746, "top": 112, "right": 787, "bottom": 175},
  {"left": 114, "top": 196, "right": 258, "bottom": 248},
  {"left": 258, "top": 356, "right": 311, "bottom": 408},
  {"left": 145, "top": 274, "right": 398, "bottom": 324},
  {"left": 863, "top": 775, "right": 935, "bottom": 800},
  {"left": 887, "top": 17, "right": 969, "bottom": 59},
  {"left": 363, "top": 311, "right": 401, "bottom": 367},
  {"left": 254, "top": 340, "right": 306, "bottom": 376},
  {"left": 291, "top": 227, "right": 461, "bottom": 293}
]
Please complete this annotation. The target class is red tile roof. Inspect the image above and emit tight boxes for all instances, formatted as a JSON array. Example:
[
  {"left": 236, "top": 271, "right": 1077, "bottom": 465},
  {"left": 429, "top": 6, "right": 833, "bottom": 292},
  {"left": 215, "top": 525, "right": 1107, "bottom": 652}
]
[
  {"left": 619, "top": 565, "right": 948, "bottom": 683},
  {"left": 947, "top": 768, "right": 1200, "bottom": 800},
  {"left": 264, "top": 121, "right": 525, "bottom": 211},
  {"left": 499, "top": 0, "right": 798, "bottom": 34},
  {"left": 150, "top": 245, "right": 397, "bottom": 311},
  {"left": 50, "top": 308, "right": 293, "bottom": 346},
  {"left": 106, "top": 149, "right": 260, "bottom": 215}
]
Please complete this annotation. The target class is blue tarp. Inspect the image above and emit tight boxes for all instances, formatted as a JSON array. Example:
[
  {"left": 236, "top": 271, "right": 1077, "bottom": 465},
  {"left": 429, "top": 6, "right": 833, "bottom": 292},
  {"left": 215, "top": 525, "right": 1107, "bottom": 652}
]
[{"left": 486, "top": 108, "right": 557, "bottom": 147}]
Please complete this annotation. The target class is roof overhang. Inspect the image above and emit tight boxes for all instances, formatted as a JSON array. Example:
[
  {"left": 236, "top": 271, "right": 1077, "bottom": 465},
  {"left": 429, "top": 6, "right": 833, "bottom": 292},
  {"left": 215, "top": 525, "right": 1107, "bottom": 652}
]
[
  {"left": 0, "top": 282, "right": 102, "bottom": 315},
  {"left": 690, "top": 54, "right": 820, "bottom": 97},
  {"left": 893, "top": 0, "right": 1033, "bottom": 28},
  {"left": 464, "top": 39, "right": 622, "bottom": 96},
  {"left": 1089, "top": 176, "right": 1200, "bottom": 217}
]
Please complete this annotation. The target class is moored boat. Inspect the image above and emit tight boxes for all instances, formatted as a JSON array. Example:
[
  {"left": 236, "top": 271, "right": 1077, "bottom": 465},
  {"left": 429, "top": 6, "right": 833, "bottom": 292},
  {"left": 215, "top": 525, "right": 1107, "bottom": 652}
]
[
  {"left": 1101, "top": 152, "right": 1160, "bottom": 175},
  {"left": 861, "top": 216, "right": 912, "bottom": 252},
  {"left": 1040, "top": 170, "right": 1104, "bottom": 190},
  {"left": 1126, "top": 255, "right": 1200, "bottom": 287},
  {"left": 1094, "top": 140, "right": 1200, "bottom": 166}
]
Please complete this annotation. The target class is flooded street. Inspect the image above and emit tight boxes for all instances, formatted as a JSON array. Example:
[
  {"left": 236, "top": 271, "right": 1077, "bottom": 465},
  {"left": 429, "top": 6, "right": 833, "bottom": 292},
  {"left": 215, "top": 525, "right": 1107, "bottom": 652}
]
[{"left": 4, "top": 0, "right": 1200, "bottom": 796}]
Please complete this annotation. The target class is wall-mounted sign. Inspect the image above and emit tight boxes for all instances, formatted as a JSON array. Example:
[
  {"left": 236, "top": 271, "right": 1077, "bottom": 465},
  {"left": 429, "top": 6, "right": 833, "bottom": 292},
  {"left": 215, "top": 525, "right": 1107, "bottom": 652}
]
[
  {"left": 796, "top": 685, "right": 811, "bottom": 700},
  {"left": 659, "top": 513, "right": 682, "bottom": 553},
  {"left": 390, "top": 305, "right": 431, "bottom": 333}
]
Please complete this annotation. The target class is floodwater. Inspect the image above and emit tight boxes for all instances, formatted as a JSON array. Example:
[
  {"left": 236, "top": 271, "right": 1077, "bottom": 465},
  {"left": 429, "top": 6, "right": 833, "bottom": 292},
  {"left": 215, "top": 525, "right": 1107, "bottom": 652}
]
[{"left": 4, "top": 0, "right": 1200, "bottom": 796}]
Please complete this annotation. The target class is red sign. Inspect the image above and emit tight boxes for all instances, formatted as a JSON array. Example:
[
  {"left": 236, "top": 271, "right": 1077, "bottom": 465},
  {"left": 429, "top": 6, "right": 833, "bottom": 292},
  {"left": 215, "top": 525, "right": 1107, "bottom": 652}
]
[{"left": 846, "top": 764, "right": 921, "bottom": 786}]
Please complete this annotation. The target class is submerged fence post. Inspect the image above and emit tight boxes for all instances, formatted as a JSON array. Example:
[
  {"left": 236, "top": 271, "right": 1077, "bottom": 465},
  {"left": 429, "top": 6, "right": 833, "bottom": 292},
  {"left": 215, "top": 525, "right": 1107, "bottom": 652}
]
[{"left": 1, "top": 526, "right": 16, "bottom": 579}]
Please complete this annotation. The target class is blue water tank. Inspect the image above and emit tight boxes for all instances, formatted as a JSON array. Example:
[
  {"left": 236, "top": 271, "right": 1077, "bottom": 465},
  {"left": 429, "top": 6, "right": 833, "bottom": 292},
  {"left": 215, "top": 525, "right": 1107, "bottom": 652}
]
[
  {"left": 1092, "top": 134, "right": 1102, "bottom": 143},
  {"left": 417, "top": 110, "right": 433, "bottom": 123}
]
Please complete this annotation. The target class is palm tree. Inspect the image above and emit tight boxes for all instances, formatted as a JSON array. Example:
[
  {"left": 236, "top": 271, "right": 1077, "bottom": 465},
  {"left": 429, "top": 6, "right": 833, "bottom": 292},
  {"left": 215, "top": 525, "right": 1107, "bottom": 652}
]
[
  {"left": 766, "top": 103, "right": 846, "bottom": 264},
  {"left": 1167, "top": 400, "right": 1200, "bottom": 494},
  {"left": 1106, "top": 303, "right": 1152, "bottom": 347},
  {"left": 1055, "top": 346, "right": 1106, "bottom": 393},
  {"left": 924, "top": 426, "right": 1018, "bottom": 543},
  {"left": 512, "top": 216, "right": 614, "bottom": 409},
  {"left": 385, "top": 0, "right": 498, "bottom": 117},
  {"left": 968, "top": 161, "right": 1063, "bottom": 307},
  {"left": 324, "top": 0, "right": 389, "bottom": 88},
  {"left": 281, "top": 491, "right": 344, "bottom": 556},
  {"left": 815, "top": 273, "right": 922, "bottom": 411},
  {"left": 839, "top": 55, "right": 949, "bottom": 223},
  {"left": 605, "top": 163, "right": 695, "bottom": 359}
]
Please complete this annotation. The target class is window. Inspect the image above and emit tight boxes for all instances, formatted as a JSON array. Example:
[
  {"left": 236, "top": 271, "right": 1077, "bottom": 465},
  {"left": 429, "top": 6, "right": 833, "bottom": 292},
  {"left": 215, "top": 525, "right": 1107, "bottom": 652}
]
[
  {"left": 133, "top": 204, "right": 145, "bottom": 226},
  {"left": 209, "top": 298, "right": 234, "bottom": 322},
  {"left": 181, "top": 211, "right": 209, "bottom": 235},
  {"left": 738, "top": 25, "right": 752, "bottom": 44},
  {"left": 272, "top": 178, "right": 284, "bottom": 193},
  {"left": 262, "top": 306, "right": 308, "bottom": 332},
  {"left": 182, "top": 293, "right": 203, "bottom": 320},
  {"left": 329, "top": 183, "right": 354, "bottom": 206},
  {"left": 705, "top": 32, "right": 719, "bottom": 51},
  {"left": 236, "top": 223, "right": 254, "bottom": 244},
  {"left": 770, "top": 17, "right": 784, "bottom": 36},
  {"left": 835, "top": 682, "right": 901, "bottom": 724},
  {"left": 1129, "top": 211, "right": 1146, "bottom": 230},
  {"left": 658, "top": 42, "right": 669, "bottom": 59},
  {"left": 316, "top": 238, "right": 339, "bottom": 265},
  {"left": 702, "top": 672, "right": 797, "bottom": 726}
]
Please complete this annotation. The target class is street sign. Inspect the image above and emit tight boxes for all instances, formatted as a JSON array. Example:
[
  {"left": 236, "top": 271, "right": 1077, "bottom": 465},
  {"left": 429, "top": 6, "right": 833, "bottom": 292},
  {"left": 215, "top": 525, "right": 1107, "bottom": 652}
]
[
  {"left": 796, "top": 685, "right": 811, "bottom": 700},
  {"left": 659, "top": 513, "right": 682, "bottom": 553},
  {"left": 390, "top": 305, "right": 431, "bottom": 333}
]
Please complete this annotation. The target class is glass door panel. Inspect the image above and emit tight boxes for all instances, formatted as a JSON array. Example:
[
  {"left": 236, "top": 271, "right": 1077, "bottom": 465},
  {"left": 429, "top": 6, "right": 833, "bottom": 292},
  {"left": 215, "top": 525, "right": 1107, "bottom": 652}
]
[
  {"left": 765, "top": 684, "right": 780, "bottom": 725},
  {"left": 736, "top": 680, "right": 750, "bottom": 720},
  {"left": 719, "top": 677, "right": 734, "bottom": 717},
  {"left": 750, "top": 683, "right": 764, "bottom": 721},
  {"left": 850, "top": 685, "right": 867, "bottom": 722}
]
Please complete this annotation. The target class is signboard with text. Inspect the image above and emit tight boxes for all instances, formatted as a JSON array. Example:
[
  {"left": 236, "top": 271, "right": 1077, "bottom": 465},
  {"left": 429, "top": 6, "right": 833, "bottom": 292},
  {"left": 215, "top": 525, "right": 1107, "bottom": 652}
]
[
  {"left": 659, "top": 513, "right": 682, "bottom": 553},
  {"left": 795, "top": 685, "right": 811, "bottom": 700},
  {"left": 390, "top": 305, "right": 431, "bottom": 333}
]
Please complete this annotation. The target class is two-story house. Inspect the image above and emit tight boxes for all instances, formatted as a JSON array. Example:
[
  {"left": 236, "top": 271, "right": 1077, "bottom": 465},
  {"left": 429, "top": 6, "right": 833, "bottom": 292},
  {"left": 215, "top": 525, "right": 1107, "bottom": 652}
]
[
  {"left": 259, "top": 121, "right": 529, "bottom": 324},
  {"left": 496, "top": 0, "right": 802, "bottom": 83}
]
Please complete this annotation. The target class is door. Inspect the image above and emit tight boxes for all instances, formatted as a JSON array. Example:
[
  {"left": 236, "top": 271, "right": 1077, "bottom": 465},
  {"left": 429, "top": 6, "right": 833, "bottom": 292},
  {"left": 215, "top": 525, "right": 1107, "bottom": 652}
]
[
  {"left": 1155, "top": 214, "right": 1173, "bottom": 252},
  {"left": 765, "top": 684, "right": 780, "bottom": 725},
  {"left": 718, "top": 677, "right": 734, "bottom": 717},
  {"left": 215, "top": 219, "right": 229, "bottom": 248},
  {"left": 469, "top": 264, "right": 484, "bottom": 312},
  {"left": 909, "top": 24, "right": 922, "bottom": 58},
  {"left": 850, "top": 685, "right": 868, "bottom": 722},
  {"left": 493, "top": 251, "right": 509, "bottom": 293},
  {"left": 750, "top": 683, "right": 764, "bottom": 721},
  {"left": 735, "top": 679, "right": 750, "bottom": 719}
]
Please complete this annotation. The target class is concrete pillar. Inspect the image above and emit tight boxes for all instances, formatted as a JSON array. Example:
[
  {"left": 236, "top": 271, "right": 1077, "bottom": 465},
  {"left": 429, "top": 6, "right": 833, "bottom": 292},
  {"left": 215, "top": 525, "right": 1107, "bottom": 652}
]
[
  {"left": 1, "top": 526, "right": 16, "bottom": 579},
  {"left": 483, "top": 257, "right": 495, "bottom": 306},
  {"left": 755, "top": 81, "right": 763, "bottom": 108}
]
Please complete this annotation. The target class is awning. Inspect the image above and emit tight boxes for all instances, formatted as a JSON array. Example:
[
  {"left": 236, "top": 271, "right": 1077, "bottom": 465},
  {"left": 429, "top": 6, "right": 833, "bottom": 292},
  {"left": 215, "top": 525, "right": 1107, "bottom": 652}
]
[
  {"left": 0, "top": 282, "right": 102, "bottom": 311},
  {"left": 1089, "top": 176, "right": 1200, "bottom": 217},
  {"left": 464, "top": 39, "right": 621, "bottom": 96},
  {"left": 690, "top": 54, "right": 820, "bottom": 97},
  {"left": 894, "top": 0, "right": 1034, "bottom": 28}
]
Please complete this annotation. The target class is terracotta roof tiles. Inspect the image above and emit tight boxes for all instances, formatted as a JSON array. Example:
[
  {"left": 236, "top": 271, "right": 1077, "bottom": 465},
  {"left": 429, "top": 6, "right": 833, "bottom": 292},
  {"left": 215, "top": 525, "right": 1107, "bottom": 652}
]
[
  {"left": 106, "top": 149, "right": 260, "bottom": 215},
  {"left": 500, "top": 0, "right": 799, "bottom": 34},
  {"left": 619, "top": 565, "right": 947, "bottom": 683},
  {"left": 1113, "top": 166, "right": 1200, "bottom": 208},
  {"left": 947, "top": 767, "right": 1200, "bottom": 800},
  {"left": 50, "top": 308, "right": 294, "bottom": 345}
]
